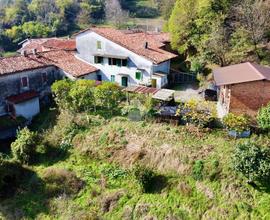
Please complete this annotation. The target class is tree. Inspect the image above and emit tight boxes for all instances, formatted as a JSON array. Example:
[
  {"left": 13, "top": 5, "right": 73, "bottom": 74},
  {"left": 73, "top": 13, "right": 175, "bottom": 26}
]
[
  {"left": 236, "top": 0, "right": 270, "bottom": 61},
  {"left": 69, "top": 80, "right": 96, "bottom": 112},
  {"left": 51, "top": 79, "right": 73, "bottom": 110},
  {"left": 94, "top": 82, "right": 123, "bottom": 114},
  {"left": 105, "top": 0, "right": 128, "bottom": 27},
  {"left": 168, "top": 0, "right": 197, "bottom": 54},
  {"left": 11, "top": 128, "right": 38, "bottom": 164},
  {"left": 233, "top": 141, "right": 270, "bottom": 184}
]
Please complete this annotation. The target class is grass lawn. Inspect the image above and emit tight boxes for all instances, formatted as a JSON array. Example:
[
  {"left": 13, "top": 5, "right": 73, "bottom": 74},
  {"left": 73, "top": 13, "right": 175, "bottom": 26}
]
[{"left": 1, "top": 110, "right": 270, "bottom": 219}]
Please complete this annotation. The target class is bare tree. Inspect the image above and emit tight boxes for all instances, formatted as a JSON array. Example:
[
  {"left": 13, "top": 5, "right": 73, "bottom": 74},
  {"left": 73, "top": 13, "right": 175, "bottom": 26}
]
[
  {"left": 105, "top": 0, "right": 128, "bottom": 27},
  {"left": 237, "top": 0, "right": 270, "bottom": 60}
]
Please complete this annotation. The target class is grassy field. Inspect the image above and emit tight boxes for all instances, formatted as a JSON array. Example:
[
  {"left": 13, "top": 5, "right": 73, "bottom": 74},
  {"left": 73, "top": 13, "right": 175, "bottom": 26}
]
[{"left": 1, "top": 109, "right": 270, "bottom": 219}]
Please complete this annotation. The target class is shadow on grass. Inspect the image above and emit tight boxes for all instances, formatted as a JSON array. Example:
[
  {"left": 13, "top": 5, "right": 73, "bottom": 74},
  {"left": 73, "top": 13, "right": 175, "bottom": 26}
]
[
  {"left": 0, "top": 166, "right": 49, "bottom": 220},
  {"left": 146, "top": 175, "right": 168, "bottom": 194},
  {"left": 34, "top": 144, "right": 71, "bottom": 167},
  {"left": 30, "top": 107, "right": 59, "bottom": 132}
]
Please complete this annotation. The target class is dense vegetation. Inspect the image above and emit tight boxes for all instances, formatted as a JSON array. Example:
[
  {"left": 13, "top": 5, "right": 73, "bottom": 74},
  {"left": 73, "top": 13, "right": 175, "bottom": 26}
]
[
  {"left": 1, "top": 79, "right": 270, "bottom": 219},
  {"left": 168, "top": 0, "right": 270, "bottom": 69},
  {"left": 0, "top": 0, "right": 172, "bottom": 53}
]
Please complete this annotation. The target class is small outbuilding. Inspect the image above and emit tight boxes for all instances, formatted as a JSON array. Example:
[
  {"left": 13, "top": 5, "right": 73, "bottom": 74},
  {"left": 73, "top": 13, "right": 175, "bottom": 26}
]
[{"left": 213, "top": 62, "right": 270, "bottom": 118}]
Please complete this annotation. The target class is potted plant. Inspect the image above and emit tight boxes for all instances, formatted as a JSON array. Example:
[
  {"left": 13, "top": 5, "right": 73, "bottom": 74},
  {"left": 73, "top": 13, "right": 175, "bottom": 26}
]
[{"left": 223, "top": 113, "right": 251, "bottom": 138}]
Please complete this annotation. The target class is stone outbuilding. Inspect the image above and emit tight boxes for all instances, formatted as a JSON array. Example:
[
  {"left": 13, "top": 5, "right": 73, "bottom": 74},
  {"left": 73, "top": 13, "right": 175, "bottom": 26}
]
[{"left": 213, "top": 62, "right": 270, "bottom": 118}]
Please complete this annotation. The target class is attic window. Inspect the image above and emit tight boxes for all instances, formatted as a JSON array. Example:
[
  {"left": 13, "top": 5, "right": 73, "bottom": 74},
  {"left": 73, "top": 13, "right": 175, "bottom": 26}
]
[{"left": 97, "top": 41, "right": 102, "bottom": 50}]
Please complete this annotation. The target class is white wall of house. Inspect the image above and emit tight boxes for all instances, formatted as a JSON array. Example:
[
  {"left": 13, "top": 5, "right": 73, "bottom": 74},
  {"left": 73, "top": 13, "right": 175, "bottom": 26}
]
[
  {"left": 14, "top": 97, "right": 40, "bottom": 119},
  {"left": 76, "top": 31, "right": 171, "bottom": 88}
]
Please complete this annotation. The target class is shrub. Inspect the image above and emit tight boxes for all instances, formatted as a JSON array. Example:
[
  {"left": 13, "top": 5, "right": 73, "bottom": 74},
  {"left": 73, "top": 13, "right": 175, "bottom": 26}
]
[
  {"left": 51, "top": 79, "right": 73, "bottom": 109},
  {"left": 233, "top": 141, "right": 270, "bottom": 184},
  {"left": 192, "top": 160, "right": 204, "bottom": 180},
  {"left": 42, "top": 167, "right": 85, "bottom": 196},
  {"left": 223, "top": 113, "right": 250, "bottom": 132},
  {"left": 133, "top": 165, "right": 156, "bottom": 193},
  {"left": 176, "top": 99, "right": 217, "bottom": 128},
  {"left": 11, "top": 128, "right": 38, "bottom": 164},
  {"left": 257, "top": 103, "right": 270, "bottom": 131},
  {"left": 94, "top": 82, "right": 123, "bottom": 114}
]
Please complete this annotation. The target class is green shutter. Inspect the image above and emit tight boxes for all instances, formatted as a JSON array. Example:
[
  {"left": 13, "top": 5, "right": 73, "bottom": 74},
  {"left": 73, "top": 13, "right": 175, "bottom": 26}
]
[{"left": 136, "top": 71, "right": 142, "bottom": 80}]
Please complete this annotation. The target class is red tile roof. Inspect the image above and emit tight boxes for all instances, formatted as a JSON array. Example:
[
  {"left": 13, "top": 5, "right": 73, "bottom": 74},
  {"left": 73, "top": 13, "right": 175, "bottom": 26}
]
[
  {"left": 76, "top": 27, "right": 177, "bottom": 64},
  {"left": 6, "top": 91, "right": 39, "bottom": 104},
  {"left": 36, "top": 50, "right": 98, "bottom": 77},
  {"left": 0, "top": 50, "right": 98, "bottom": 78},
  {"left": 124, "top": 85, "right": 160, "bottom": 94},
  {"left": 0, "top": 55, "right": 53, "bottom": 76},
  {"left": 18, "top": 38, "right": 76, "bottom": 54},
  {"left": 214, "top": 62, "right": 270, "bottom": 86}
]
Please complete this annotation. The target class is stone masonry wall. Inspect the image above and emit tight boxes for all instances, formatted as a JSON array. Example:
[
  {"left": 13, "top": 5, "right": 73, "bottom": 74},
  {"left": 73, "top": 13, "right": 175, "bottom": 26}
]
[{"left": 229, "top": 80, "right": 270, "bottom": 117}]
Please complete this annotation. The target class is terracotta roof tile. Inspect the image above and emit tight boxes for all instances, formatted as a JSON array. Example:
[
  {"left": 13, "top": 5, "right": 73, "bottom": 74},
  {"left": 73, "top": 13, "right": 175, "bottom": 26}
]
[
  {"left": 213, "top": 62, "right": 270, "bottom": 86},
  {"left": 0, "top": 50, "right": 98, "bottom": 78},
  {"left": 36, "top": 50, "right": 98, "bottom": 77},
  {"left": 76, "top": 27, "right": 177, "bottom": 64},
  {"left": 18, "top": 38, "right": 76, "bottom": 54},
  {"left": 0, "top": 55, "right": 53, "bottom": 76}
]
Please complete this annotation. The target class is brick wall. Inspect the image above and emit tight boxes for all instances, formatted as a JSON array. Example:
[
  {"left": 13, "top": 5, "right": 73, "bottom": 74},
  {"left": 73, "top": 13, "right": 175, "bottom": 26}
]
[{"left": 229, "top": 80, "right": 270, "bottom": 117}]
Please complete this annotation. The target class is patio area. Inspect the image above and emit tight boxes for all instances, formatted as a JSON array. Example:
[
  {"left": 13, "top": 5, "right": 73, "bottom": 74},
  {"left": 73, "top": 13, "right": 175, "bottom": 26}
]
[{"left": 171, "top": 83, "right": 203, "bottom": 103}]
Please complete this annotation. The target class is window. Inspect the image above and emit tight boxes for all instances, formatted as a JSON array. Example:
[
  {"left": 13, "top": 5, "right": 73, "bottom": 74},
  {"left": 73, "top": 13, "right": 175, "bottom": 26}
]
[
  {"left": 21, "top": 76, "right": 28, "bottom": 88},
  {"left": 97, "top": 41, "right": 102, "bottom": 50},
  {"left": 111, "top": 75, "right": 115, "bottom": 82},
  {"left": 135, "top": 71, "right": 142, "bottom": 80},
  {"left": 108, "top": 58, "right": 128, "bottom": 67},
  {"left": 42, "top": 72, "right": 48, "bottom": 84},
  {"left": 122, "top": 59, "right": 127, "bottom": 66},
  {"left": 94, "top": 56, "right": 104, "bottom": 64}
]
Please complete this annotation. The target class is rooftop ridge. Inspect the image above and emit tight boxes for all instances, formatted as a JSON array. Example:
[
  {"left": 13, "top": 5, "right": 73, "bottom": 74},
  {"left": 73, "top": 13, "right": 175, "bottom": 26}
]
[{"left": 247, "top": 62, "right": 266, "bottom": 80}]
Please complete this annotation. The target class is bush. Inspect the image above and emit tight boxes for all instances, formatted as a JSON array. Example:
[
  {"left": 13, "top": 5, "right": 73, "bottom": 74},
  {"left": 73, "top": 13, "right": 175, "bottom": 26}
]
[
  {"left": 257, "top": 103, "right": 270, "bottom": 131},
  {"left": 223, "top": 113, "right": 250, "bottom": 132},
  {"left": 42, "top": 167, "right": 85, "bottom": 196},
  {"left": 192, "top": 160, "right": 204, "bottom": 180},
  {"left": 11, "top": 128, "right": 38, "bottom": 164},
  {"left": 233, "top": 141, "right": 270, "bottom": 184},
  {"left": 176, "top": 99, "right": 217, "bottom": 128},
  {"left": 133, "top": 165, "right": 156, "bottom": 193}
]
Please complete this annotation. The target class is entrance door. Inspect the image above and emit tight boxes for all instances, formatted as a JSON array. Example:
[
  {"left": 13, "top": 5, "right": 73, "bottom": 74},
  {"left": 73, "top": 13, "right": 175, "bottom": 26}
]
[
  {"left": 121, "top": 76, "right": 128, "bottom": 87},
  {"left": 97, "top": 74, "right": 102, "bottom": 81},
  {"left": 151, "top": 79, "right": 157, "bottom": 88}
]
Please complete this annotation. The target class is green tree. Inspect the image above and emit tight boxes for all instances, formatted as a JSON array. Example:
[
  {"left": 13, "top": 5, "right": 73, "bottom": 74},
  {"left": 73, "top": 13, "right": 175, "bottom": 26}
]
[
  {"left": 94, "top": 82, "right": 123, "bottom": 114},
  {"left": 11, "top": 128, "right": 38, "bottom": 164},
  {"left": 51, "top": 79, "right": 73, "bottom": 110},
  {"left": 233, "top": 141, "right": 270, "bottom": 184},
  {"left": 69, "top": 80, "right": 96, "bottom": 112}
]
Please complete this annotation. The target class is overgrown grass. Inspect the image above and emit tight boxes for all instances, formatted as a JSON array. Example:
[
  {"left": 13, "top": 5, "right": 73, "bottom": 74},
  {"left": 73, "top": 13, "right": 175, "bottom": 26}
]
[{"left": 1, "top": 110, "right": 270, "bottom": 219}]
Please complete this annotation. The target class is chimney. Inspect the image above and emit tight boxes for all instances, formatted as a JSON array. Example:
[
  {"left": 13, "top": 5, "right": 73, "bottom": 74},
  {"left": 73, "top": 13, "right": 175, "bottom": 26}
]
[
  {"left": 144, "top": 42, "right": 148, "bottom": 49},
  {"left": 32, "top": 48, "right": 37, "bottom": 55},
  {"left": 21, "top": 50, "right": 27, "bottom": 56}
]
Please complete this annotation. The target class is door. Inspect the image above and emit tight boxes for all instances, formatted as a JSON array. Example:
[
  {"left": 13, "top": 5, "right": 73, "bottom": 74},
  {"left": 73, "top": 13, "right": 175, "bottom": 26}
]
[
  {"left": 151, "top": 79, "right": 157, "bottom": 88},
  {"left": 97, "top": 74, "right": 102, "bottom": 81},
  {"left": 121, "top": 76, "right": 128, "bottom": 87}
]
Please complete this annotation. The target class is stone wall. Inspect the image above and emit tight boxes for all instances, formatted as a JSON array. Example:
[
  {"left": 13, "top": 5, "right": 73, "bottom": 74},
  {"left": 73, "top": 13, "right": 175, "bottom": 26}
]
[
  {"left": 0, "top": 66, "right": 61, "bottom": 116},
  {"left": 229, "top": 80, "right": 270, "bottom": 117}
]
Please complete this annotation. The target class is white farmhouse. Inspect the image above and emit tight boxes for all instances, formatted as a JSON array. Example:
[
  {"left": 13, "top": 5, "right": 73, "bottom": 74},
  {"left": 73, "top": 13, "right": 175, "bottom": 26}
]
[{"left": 75, "top": 27, "right": 177, "bottom": 89}]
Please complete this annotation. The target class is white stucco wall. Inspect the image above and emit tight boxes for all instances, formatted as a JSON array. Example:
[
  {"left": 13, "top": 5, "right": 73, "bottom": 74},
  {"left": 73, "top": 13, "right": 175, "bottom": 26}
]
[
  {"left": 76, "top": 31, "right": 170, "bottom": 87},
  {"left": 14, "top": 97, "right": 40, "bottom": 119}
]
